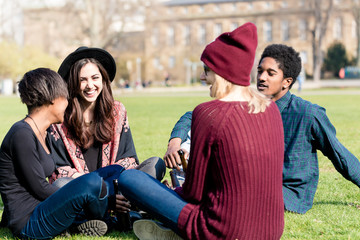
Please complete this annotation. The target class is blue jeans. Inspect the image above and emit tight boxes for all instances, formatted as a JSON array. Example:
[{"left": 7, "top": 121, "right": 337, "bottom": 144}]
[
  {"left": 118, "top": 169, "right": 187, "bottom": 233},
  {"left": 18, "top": 165, "right": 124, "bottom": 239}
]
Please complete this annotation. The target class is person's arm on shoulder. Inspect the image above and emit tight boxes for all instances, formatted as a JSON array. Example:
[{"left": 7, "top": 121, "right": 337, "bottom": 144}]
[
  {"left": 13, "top": 129, "right": 58, "bottom": 200},
  {"left": 312, "top": 106, "right": 360, "bottom": 186}
]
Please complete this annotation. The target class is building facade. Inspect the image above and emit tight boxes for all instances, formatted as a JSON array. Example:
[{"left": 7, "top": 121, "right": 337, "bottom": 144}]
[{"left": 144, "top": 0, "right": 358, "bottom": 84}]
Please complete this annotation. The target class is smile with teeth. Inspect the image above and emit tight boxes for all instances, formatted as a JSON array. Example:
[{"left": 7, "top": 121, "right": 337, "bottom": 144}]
[{"left": 84, "top": 89, "right": 96, "bottom": 97}]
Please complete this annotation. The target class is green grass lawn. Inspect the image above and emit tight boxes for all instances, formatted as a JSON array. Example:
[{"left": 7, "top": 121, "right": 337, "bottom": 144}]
[{"left": 0, "top": 87, "right": 360, "bottom": 239}]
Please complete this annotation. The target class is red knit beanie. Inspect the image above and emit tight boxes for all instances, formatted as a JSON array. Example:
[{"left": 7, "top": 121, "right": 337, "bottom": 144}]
[{"left": 200, "top": 22, "right": 258, "bottom": 86}]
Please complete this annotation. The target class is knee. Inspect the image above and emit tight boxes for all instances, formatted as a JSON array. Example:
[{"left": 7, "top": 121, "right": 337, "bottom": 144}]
[
  {"left": 77, "top": 173, "right": 104, "bottom": 196},
  {"left": 52, "top": 177, "right": 73, "bottom": 188},
  {"left": 138, "top": 156, "right": 166, "bottom": 181}
]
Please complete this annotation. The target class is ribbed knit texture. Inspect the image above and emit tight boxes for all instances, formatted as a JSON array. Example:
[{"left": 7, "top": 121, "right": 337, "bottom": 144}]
[{"left": 176, "top": 99, "right": 284, "bottom": 240}]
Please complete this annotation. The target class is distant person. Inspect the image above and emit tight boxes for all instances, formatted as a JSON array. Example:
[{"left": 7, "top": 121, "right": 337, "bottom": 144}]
[
  {"left": 297, "top": 66, "right": 306, "bottom": 92},
  {"left": 164, "top": 71, "right": 171, "bottom": 87},
  {"left": 165, "top": 43, "right": 360, "bottom": 214},
  {"left": 118, "top": 22, "right": 285, "bottom": 239},
  {"left": 0, "top": 68, "right": 122, "bottom": 239}
]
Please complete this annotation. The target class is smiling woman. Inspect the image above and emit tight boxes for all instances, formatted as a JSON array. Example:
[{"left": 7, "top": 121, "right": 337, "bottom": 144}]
[
  {"left": 78, "top": 61, "right": 104, "bottom": 108},
  {"left": 47, "top": 46, "right": 166, "bottom": 233}
]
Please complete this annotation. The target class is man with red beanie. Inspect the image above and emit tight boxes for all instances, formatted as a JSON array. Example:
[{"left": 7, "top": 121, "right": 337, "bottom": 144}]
[{"left": 116, "top": 22, "right": 285, "bottom": 240}]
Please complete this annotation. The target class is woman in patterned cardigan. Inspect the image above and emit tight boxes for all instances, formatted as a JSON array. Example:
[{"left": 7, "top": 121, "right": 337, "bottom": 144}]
[{"left": 47, "top": 46, "right": 165, "bottom": 231}]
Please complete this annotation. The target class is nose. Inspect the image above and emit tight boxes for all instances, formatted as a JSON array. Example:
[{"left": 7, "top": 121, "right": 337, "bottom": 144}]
[
  {"left": 257, "top": 72, "right": 266, "bottom": 82},
  {"left": 200, "top": 71, "right": 206, "bottom": 81},
  {"left": 86, "top": 79, "right": 94, "bottom": 88}
]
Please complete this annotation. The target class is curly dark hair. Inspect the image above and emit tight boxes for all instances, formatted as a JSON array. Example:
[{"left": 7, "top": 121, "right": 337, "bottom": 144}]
[
  {"left": 259, "top": 44, "right": 302, "bottom": 89},
  {"left": 18, "top": 68, "right": 68, "bottom": 113}
]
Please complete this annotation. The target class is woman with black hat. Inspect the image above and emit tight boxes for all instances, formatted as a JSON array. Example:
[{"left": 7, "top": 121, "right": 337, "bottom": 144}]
[
  {"left": 117, "top": 22, "right": 285, "bottom": 239},
  {"left": 0, "top": 68, "right": 115, "bottom": 239},
  {"left": 47, "top": 47, "right": 165, "bottom": 230}
]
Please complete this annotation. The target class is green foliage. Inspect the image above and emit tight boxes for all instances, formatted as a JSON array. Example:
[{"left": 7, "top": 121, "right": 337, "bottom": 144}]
[
  {"left": 1, "top": 89, "right": 360, "bottom": 239},
  {"left": 0, "top": 41, "right": 60, "bottom": 81},
  {"left": 323, "top": 42, "right": 350, "bottom": 78}
]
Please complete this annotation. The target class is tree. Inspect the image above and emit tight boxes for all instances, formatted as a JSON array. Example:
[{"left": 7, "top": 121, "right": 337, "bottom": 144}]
[
  {"left": 309, "top": 0, "right": 333, "bottom": 82},
  {"left": 0, "top": 41, "right": 60, "bottom": 80},
  {"left": 351, "top": 1, "right": 360, "bottom": 66},
  {"left": 60, "top": 0, "right": 149, "bottom": 49},
  {"left": 323, "top": 42, "right": 349, "bottom": 78}
]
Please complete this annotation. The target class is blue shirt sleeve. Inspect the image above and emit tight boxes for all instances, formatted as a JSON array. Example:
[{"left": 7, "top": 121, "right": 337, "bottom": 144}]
[
  {"left": 311, "top": 106, "right": 360, "bottom": 186},
  {"left": 170, "top": 111, "right": 193, "bottom": 143}
]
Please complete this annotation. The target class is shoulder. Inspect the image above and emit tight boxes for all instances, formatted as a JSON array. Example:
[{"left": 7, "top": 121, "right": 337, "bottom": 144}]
[
  {"left": 193, "top": 100, "right": 221, "bottom": 116},
  {"left": 113, "top": 100, "right": 126, "bottom": 112},
  {"left": 290, "top": 94, "right": 325, "bottom": 117},
  {"left": 193, "top": 100, "right": 235, "bottom": 127},
  {"left": 113, "top": 100, "right": 128, "bottom": 124},
  {"left": 4, "top": 121, "right": 34, "bottom": 144},
  {"left": 113, "top": 100, "right": 127, "bottom": 117}
]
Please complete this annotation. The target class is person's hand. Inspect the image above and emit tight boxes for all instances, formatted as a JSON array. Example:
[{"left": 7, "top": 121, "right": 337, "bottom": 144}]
[
  {"left": 115, "top": 194, "right": 131, "bottom": 213},
  {"left": 162, "top": 179, "right": 173, "bottom": 189},
  {"left": 164, "top": 138, "right": 182, "bottom": 170},
  {"left": 71, "top": 172, "right": 83, "bottom": 178}
]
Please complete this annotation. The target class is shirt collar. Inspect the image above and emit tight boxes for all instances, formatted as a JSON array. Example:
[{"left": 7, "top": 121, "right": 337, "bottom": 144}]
[{"left": 275, "top": 91, "right": 292, "bottom": 113}]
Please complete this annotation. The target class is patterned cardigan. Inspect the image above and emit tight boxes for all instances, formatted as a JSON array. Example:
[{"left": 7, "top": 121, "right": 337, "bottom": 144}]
[{"left": 48, "top": 101, "right": 138, "bottom": 182}]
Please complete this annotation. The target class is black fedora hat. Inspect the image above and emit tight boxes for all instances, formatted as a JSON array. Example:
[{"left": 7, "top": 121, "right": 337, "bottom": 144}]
[{"left": 58, "top": 46, "right": 116, "bottom": 82}]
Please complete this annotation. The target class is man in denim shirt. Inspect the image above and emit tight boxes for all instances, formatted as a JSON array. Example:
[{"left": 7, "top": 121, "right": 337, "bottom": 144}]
[{"left": 164, "top": 44, "right": 360, "bottom": 214}]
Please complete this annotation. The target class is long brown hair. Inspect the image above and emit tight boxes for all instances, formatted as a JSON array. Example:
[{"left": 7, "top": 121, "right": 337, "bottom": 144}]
[{"left": 65, "top": 58, "right": 114, "bottom": 148}]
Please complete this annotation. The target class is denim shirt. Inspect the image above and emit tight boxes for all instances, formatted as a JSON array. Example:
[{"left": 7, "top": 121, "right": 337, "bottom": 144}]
[{"left": 277, "top": 91, "right": 360, "bottom": 213}]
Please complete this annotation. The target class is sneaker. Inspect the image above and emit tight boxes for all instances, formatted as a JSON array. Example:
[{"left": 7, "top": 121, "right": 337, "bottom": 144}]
[
  {"left": 76, "top": 219, "right": 108, "bottom": 236},
  {"left": 133, "top": 219, "right": 182, "bottom": 240}
]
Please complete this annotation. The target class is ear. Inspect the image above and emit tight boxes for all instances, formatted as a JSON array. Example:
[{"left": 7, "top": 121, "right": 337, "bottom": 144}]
[{"left": 282, "top": 77, "right": 293, "bottom": 90}]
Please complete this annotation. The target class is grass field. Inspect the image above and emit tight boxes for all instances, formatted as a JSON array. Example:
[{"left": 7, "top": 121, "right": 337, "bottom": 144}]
[{"left": 0, "top": 87, "right": 360, "bottom": 239}]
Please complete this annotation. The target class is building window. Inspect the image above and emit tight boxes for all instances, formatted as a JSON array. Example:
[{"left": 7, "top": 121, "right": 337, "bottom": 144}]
[
  {"left": 299, "top": 0, "right": 305, "bottom": 6},
  {"left": 169, "top": 56, "right": 176, "bottom": 68},
  {"left": 231, "top": 22, "right": 239, "bottom": 31},
  {"left": 281, "top": 20, "right": 289, "bottom": 41},
  {"left": 153, "top": 57, "right": 160, "bottom": 69},
  {"left": 214, "top": 23, "right": 222, "bottom": 38},
  {"left": 281, "top": 1, "right": 288, "bottom": 8},
  {"left": 264, "top": 21, "right": 273, "bottom": 42},
  {"left": 334, "top": 0, "right": 341, "bottom": 4},
  {"left": 199, "top": 24, "right": 206, "bottom": 45},
  {"left": 199, "top": 5, "right": 204, "bottom": 13},
  {"left": 183, "top": 25, "right": 191, "bottom": 45},
  {"left": 167, "top": 7, "right": 173, "bottom": 15},
  {"left": 352, "top": 19, "right": 357, "bottom": 38},
  {"left": 167, "top": 26, "right": 175, "bottom": 46},
  {"left": 183, "top": 7, "right": 188, "bottom": 14},
  {"left": 152, "top": 28, "right": 159, "bottom": 46},
  {"left": 232, "top": 3, "right": 237, "bottom": 11},
  {"left": 248, "top": 2, "right": 253, "bottom": 10},
  {"left": 215, "top": 4, "right": 220, "bottom": 12},
  {"left": 333, "top": 17, "right": 342, "bottom": 40},
  {"left": 299, "top": 19, "right": 307, "bottom": 40},
  {"left": 265, "top": 2, "right": 272, "bottom": 9}
]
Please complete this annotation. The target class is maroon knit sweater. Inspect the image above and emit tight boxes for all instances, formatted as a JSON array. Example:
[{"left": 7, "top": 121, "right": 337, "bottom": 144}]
[{"left": 175, "top": 99, "right": 284, "bottom": 240}]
